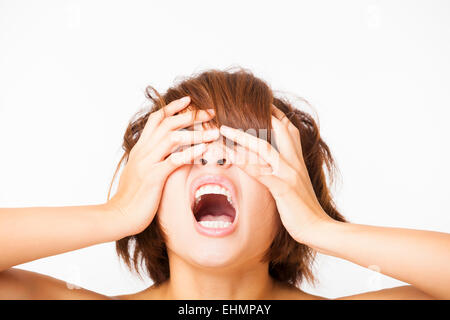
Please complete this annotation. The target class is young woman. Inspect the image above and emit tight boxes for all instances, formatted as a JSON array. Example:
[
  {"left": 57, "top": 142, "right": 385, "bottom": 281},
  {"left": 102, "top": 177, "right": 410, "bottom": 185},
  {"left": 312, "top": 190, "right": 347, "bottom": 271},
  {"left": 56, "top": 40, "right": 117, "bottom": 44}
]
[{"left": 0, "top": 68, "right": 449, "bottom": 300}]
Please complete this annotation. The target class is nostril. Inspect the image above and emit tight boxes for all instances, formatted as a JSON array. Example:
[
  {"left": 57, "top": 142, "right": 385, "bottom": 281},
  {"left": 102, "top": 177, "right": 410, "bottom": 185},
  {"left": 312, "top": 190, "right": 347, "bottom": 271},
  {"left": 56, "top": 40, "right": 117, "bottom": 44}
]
[{"left": 199, "top": 158, "right": 227, "bottom": 165}]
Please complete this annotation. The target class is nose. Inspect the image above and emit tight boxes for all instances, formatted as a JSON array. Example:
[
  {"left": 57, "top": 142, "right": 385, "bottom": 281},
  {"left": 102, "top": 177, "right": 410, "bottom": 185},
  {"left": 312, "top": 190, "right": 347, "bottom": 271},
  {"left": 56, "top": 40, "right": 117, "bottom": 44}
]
[{"left": 198, "top": 138, "right": 232, "bottom": 168}]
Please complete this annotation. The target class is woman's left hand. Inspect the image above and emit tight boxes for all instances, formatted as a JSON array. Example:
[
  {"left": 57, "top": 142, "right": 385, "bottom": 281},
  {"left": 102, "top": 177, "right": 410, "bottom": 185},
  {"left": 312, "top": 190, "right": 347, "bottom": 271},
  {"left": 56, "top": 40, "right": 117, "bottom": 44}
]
[{"left": 219, "top": 105, "right": 334, "bottom": 244}]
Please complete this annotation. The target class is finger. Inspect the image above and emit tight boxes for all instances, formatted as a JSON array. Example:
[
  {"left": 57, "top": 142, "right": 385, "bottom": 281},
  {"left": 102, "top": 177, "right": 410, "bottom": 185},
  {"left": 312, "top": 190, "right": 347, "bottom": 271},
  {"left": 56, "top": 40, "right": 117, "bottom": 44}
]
[
  {"left": 228, "top": 143, "right": 288, "bottom": 176},
  {"left": 161, "top": 142, "right": 207, "bottom": 172},
  {"left": 219, "top": 124, "right": 280, "bottom": 171},
  {"left": 272, "top": 104, "right": 299, "bottom": 137},
  {"left": 271, "top": 104, "right": 303, "bottom": 159},
  {"left": 270, "top": 115, "right": 296, "bottom": 155},
  {"left": 225, "top": 144, "right": 272, "bottom": 176},
  {"left": 224, "top": 144, "right": 288, "bottom": 192},
  {"left": 149, "top": 108, "right": 215, "bottom": 148},
  {"left": 271, "top": 115, "right": 302, "bottom": 166},
  {"left": 171, "top": 128, "right": 219, "bottom": 144},
  {"left": 227, "top": 144, "right": 270, "bottom": 168},
  {"left": 158, "top": 108, "right": 215, "bottom": 134},
  {"left": 271, "top": 104, "right": 289, "bottom": 125},
  {"left": 145, "top": 128, "right": 220, "bottom": 164},
  {"left": 141, "top": 96, "right": 192, "bottom": 142}
]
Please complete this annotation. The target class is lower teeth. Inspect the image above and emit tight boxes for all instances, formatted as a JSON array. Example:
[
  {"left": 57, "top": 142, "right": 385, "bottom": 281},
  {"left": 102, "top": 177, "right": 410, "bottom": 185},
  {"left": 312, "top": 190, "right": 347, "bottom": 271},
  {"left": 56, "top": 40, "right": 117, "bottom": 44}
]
[{"left": 198, "top": 220, "right": 232, "bottom": 228}]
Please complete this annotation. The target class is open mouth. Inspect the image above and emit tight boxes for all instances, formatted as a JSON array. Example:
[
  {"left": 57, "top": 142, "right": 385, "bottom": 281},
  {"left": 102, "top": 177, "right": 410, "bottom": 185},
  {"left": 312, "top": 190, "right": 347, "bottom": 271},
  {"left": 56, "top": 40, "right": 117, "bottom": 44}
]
[
  {"left": 191, "top": 183, "right": 237, "bottom": 234},
  {"left": 189, "top": 174, "right": 239, "bottom": 237}
]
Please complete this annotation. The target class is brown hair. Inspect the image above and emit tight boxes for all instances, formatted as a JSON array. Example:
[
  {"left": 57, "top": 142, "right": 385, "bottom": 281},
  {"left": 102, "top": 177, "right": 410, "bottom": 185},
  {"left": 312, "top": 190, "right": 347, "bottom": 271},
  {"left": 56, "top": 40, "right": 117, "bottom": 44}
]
[{"left": 108, "top": 66, "right": 346, "bottom": 287}]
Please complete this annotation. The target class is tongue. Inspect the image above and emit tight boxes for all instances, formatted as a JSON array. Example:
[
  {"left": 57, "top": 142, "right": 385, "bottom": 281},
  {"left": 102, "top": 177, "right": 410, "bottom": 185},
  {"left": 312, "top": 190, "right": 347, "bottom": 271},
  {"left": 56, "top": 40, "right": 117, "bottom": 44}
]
[{"left": 198, "top": 214, "right": 233, "bottom": 222}]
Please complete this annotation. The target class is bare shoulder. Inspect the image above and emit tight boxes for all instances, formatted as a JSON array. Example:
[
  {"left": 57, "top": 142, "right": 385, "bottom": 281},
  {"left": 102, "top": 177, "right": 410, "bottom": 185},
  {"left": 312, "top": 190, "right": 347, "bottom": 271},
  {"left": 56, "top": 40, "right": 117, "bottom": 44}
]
[
  {"left": 270, "top": 282, "right": 435, "bottom": 300},
  {"left": 271, "top": 281, "right": 327, "bottom": 300},
  {"left": 0, "top": 268, "right": 111, "bottom": 300}
]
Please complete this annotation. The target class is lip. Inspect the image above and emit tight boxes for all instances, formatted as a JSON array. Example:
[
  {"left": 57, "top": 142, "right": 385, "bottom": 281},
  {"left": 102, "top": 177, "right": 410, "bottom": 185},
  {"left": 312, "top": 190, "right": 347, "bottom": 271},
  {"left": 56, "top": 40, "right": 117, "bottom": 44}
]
[{"left": 189, "top": 174, "right": 239, "bottom": 237}]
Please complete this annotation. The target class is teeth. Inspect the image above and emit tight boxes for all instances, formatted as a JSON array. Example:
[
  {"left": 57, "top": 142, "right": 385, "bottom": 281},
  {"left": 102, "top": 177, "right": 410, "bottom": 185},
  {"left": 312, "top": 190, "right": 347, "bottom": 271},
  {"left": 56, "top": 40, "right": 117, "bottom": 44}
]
[
  {"left": 198, "top": 221, "right": 232, "bottom": 228},
  {"left": 194, "top": 184, "right": 233, "bottom": 206}
]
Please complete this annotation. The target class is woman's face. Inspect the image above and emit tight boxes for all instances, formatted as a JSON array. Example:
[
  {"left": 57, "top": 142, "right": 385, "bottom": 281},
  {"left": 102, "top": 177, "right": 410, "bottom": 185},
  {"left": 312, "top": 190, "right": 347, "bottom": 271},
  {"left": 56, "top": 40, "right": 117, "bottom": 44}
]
[{"left": 157, "top": 126, "right": 279, "bottom": 270}]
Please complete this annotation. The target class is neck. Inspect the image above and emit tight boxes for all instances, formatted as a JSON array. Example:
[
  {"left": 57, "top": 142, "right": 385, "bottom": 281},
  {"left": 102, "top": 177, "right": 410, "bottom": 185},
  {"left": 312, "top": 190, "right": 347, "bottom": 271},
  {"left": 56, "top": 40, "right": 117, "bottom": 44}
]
[{"left": 157, "top": 251, "right": 276, "bottom": 299}]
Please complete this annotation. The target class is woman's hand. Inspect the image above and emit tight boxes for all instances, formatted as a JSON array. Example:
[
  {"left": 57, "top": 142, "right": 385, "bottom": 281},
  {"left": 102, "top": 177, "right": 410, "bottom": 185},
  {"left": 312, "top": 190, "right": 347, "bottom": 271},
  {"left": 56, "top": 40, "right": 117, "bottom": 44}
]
[
  {"left": 219, "top": 105, "right": 333, "bottom": 244},
  {"left": 221, "top": 106, "right": 450, "bottom": 300},
  {"left": 107, "top": 96, "right": 219, "bottom": 237}
]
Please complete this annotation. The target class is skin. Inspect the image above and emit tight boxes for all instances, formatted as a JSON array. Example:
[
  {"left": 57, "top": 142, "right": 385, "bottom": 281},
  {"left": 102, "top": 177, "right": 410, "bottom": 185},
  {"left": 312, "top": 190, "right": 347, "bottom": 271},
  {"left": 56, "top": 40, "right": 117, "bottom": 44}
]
[{"left": 0, "top": 96, "right": 449, "bottom": 300}]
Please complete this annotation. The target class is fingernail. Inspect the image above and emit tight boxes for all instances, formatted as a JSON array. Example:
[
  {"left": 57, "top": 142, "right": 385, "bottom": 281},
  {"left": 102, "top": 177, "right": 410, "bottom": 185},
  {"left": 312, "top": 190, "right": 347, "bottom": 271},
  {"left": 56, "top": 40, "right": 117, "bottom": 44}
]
[
  {"left": 180, "top": 96, "right": 190, "bottom": 103},
  {"left": 203, "top": 108, "right": 215, "bottom": 116}
]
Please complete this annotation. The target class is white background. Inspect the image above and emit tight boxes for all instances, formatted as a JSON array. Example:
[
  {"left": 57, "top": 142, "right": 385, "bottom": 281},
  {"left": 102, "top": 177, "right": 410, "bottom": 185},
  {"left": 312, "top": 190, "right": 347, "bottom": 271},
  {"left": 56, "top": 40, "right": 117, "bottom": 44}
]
[{"left": 1, "top": 0, "right": 449, "bottom": 298}]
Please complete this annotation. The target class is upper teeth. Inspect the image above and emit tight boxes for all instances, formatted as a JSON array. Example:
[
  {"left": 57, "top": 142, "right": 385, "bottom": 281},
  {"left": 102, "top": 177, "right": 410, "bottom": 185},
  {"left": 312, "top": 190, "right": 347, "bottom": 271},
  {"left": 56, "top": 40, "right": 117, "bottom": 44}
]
[{"left": 195, "top": 184, "right": 233, "bottom": 206}]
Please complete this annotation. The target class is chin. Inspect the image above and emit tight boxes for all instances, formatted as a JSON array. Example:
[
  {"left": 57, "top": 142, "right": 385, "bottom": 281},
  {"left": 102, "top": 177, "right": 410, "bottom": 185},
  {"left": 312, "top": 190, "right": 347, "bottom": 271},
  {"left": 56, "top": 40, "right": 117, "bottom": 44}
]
[
  {"left": 168, "top": 230, "right": 243, "bottom": 268},
  {"left": 189, "top": 248, "right": 240, "bottom": 268}
]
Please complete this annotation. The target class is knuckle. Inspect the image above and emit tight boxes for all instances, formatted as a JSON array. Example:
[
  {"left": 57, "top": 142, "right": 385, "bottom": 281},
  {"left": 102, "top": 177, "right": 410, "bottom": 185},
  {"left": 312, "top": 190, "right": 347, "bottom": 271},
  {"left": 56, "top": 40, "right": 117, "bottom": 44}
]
[
  {"left": 176, "top": 111, "right": 195, "bottom": 127},
  {"left": 159, "top": 115, "right": 172, "bottom": 128},
  {"left": 150, "top": 109, "right": 164, "bottom": 122},
  {"left": 166, "top": 154, "right": 177, "bottom": 166}
]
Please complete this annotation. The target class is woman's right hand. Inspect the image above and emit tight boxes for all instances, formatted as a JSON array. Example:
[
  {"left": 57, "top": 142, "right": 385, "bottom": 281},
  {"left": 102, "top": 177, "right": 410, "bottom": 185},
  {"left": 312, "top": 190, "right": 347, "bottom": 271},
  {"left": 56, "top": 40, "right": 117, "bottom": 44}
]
[{"left": 107, "top": 96, "right": 218, "bottom": 237}]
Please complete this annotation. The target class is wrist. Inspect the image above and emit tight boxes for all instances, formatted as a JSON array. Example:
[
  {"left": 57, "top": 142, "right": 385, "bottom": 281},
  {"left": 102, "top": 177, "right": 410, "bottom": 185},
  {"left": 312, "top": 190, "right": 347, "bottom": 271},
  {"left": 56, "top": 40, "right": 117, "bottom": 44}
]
[
  {"left": 96, "top": 201, "right": 131, "bottom": 241},
  {"left": 299, "top": 215, "right": 344, "bottom": 254}
]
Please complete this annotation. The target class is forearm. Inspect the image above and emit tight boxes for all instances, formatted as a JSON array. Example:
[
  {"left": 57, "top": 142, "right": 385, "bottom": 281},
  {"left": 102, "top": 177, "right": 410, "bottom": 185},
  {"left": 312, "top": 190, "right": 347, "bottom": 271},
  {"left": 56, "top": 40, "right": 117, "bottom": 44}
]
[
  {"left": 306, "top": 220, "right": 450, "bottom": 299},
  {"left": 0, "top": 204, "right": 123, "bottom": 271}
]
